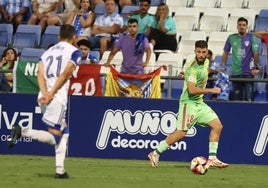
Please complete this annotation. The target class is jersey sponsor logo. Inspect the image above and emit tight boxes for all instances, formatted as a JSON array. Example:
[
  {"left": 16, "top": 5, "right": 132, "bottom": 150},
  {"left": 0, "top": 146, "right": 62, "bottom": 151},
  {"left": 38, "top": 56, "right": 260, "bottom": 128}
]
[{"left": 96, "top": 109, "right": 197, "bottom": 150}]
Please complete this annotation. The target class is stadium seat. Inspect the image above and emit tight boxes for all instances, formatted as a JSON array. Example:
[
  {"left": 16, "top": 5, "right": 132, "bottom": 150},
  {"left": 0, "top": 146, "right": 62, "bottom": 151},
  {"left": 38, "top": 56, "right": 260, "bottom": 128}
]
[
  {"left": 0, "top": 23, "right": 13, "bottom": 47},
  {"left": 198, "top": 8, "right": 229, "bottom": 35},
  {"left": 220, "top": 0, "right": 248, "bottom": 10},
  {"left": 0, "top": 46, "right": 7, "bottom": 58},
  {"left": 12, "top": 24, "right": 41, "bottom": 53},
  {"left": 162, "top": 79, "right": 184, "bottom": 99},
  {"left": 248, "top": 0, "right": 267, "bottom": 13},
  {"left": 150, "top": 0, "right": 165, "bottom": 6},
  {"left": 166, "top": 0, "right": 192, "bottom": 14},
  {"left": 191, "top": 0, "right": 220, "bottom": 12},
  {"left": 143, "top": 52, "right": 156, "bottom": 73},
  {"left": 255, "top": 9, "right": 268, "bottom": 31},
  {"left": 177, "top": 31, "right": 207, "bottom": 58},
  {"left": 173, "top": 7, "right": 200, "bottom": 32},
  {"left": 156, "top": 53, "right": 184, "bottom": 77},
  {"left": 165, "top": 0, "right": 190, "bottom": 7},
  {"left": 40, "top": 25, "right": 60, "bottom": 49},
  {"left": 94, "top": 4, "right": 106, "bottom": 18},
  {"left": 227, "top": 8, "right": 257, "bottom": 32},
  {"left": 120, "top": 6, "right": 139, "bottom": 23},
  {"left": 90, "top": 50, "right": 100, "bottom": 63},
  {"left": 19, "top": 47, "right": 45, "bottom": 62},
  {"left": 208, "top": 31, "right": 232, "bottom": 56},
  {"left": 99, "top": 51, "right": 122, "bottom": 71}
]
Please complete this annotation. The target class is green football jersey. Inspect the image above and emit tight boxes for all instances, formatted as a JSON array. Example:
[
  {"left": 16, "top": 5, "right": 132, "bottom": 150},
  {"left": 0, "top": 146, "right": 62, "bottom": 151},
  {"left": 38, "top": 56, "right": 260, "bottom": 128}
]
[{"left": 180, "top": 58, "right": 209, "bottom": 104}]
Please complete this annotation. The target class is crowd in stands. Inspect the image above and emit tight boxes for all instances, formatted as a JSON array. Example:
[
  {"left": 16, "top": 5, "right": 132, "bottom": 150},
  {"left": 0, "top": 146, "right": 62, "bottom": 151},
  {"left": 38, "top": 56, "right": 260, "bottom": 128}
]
[{"left": 0, "top": 0, "right": 267, "bottom": 102}]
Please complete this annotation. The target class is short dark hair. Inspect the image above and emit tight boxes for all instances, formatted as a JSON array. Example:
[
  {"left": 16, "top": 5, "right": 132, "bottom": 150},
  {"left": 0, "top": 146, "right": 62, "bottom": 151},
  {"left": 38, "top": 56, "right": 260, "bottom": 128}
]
[
  {"left": 140, "top": 0, "right": 151, "bottom": 5},
  {"left": 195, "top": 40, "right": 208, "bottom": 49},
  {"left": 59, "top": 24, "right": 75, "bottom": 40},
  {"left": 77, "top": 39, "right": 91, "bottom": 48},
  {"left": 128, "top": 18, "right": 138, "bottom": 24},
  {"left": 237, "top": 17, "right": 248, "bottom": 25}
]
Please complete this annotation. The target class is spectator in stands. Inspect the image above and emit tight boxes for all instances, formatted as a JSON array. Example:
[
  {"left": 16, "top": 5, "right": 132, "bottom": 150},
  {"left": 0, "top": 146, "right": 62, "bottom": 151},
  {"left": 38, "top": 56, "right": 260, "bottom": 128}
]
[
  {"left": 104, "top": 18, "right": 151, "bottom": 74},
  {"left": 65, "top": 0, "right": 95, "bottom": 43},
  {"left": 0, "top": 0, "right": 30, "bottom": 31},
  {"left": 0, "top": 47, "right": 18, "bottom": 92},
  {"left": 207, "top": 49, "right": 219, "bottom": 100},
  {"left": 255, "top": 30, "right": 268, "bottom": 76},
  {"left": 27, "top": 0, "right": 58, "bottom": 32},
  {"left": 222, "top": 17, "right": 260, "bottom": 101},
  {"left": 77, "top": 39, "right": 99, "bottom": 64},
  {"left": 88, "top": 0, "right": 123, "bottom": 58},
  {"left": 148, "top": 3, "right": 177, "bottom": 52},
  {"left": 47, "top": 0, "right": 80, "bottom": 26},
  {"left": 120, "top": 0, "right": 154, "bottom": 36}
]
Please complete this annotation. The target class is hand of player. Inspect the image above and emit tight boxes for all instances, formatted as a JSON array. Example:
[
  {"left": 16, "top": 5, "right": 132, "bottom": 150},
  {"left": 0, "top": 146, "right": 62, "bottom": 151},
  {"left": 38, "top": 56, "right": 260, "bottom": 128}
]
[{"left": 211, "top": 87, "right": 221, "bottom": 94}]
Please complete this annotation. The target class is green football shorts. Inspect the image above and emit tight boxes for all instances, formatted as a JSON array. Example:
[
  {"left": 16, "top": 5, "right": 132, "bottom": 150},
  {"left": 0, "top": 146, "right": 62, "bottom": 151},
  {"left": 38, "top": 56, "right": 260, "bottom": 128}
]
[{"left": 177, "top": 102, "right": 219, "bottom": 131}]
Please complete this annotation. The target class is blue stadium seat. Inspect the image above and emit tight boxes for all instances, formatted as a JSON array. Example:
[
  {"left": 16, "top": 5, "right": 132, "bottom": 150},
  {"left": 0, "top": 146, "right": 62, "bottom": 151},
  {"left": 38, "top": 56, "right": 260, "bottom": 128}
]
[
  {"left": 0, "top": 46, "right": 7, "bottom": 59},
  {"left": 151, "top": 0, "right": 165, "bottom": 6},
  {"left": 120, "top": 5, "right": 139, "bottom": 23},
  {"left": 89, "top": 50, "right": 100, "bottom": 63},
  {"left": 253, "top": 55, "right": 268, "bottom": 102},
  {"left": 94, "top": 4, "right": 106, "bottom": 18},
  {"left": 40, "top": 25, "right": 60, "bottom": 49},
  {"left": 255, "top": 9, "right": 268, "bottom": 31},
  {"left": 12, "top": 25, "right": 42, "bottom": 53},
  {"left": 19, "top": 47, "right": 45, "bottom": 62},
  {"left": 162, "top": 80, "right": 184, "bottom": 99},
  {"left": 0, "top": 23, "right": 13, "bottom": 47}
]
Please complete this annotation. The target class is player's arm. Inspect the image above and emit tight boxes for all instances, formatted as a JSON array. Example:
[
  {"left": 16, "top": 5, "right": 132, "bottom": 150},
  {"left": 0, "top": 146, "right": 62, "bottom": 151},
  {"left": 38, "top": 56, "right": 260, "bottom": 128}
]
[
  {"left": 37, "top": 62, "right": 47, "bottom": 96},
  {"left": 143, "top": 46, "right": 151, "bottom": 67},
  {"left": 221, "top": 51, "right": 229, "bottom": 66},
  {"left": 50, "top": 62, "right": 76, "bottom": 97},
  {"left": 103, "top": 47, "right": 119, "bottom": 67},
  {"left": 98, "top": 23, "right": 121, "bottom": 34},
  {"left": 187, "top": 81, "right": 221, "bottom": 95}
]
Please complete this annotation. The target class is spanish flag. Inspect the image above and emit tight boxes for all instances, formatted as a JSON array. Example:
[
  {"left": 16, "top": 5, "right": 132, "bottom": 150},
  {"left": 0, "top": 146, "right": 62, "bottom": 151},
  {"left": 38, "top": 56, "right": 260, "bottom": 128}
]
[{"left": 105, "top": 66, "right": 163, "bottom": 98}]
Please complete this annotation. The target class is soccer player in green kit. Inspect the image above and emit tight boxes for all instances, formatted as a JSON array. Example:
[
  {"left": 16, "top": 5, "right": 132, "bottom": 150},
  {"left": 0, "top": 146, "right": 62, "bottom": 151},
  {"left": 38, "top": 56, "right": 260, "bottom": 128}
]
[{"left": 148, "top": 40, "right": 229, "bottom": 168}]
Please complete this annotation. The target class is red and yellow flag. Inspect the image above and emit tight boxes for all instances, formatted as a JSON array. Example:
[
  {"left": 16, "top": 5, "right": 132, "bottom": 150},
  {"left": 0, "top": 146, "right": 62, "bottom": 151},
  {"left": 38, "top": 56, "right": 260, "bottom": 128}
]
[{"left": 105, "top": 66, "right": 163, "bottom": 98}]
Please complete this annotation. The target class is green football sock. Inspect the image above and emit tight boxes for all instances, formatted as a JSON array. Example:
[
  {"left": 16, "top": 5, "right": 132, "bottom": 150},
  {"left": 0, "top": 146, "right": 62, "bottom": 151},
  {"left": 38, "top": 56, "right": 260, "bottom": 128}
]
[
  {"left": 209, "top": 142, "right": 218, "bottom": 156},
  {"left": 156, "top": 140, "right": 169, "bottom": 154}
]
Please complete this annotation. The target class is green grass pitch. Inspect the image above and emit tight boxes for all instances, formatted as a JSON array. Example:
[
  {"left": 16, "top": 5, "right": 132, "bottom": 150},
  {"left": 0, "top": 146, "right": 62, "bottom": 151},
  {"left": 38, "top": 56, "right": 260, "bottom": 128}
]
[{"left": 0, "top": 155, "right": 267, "bottom": 188}]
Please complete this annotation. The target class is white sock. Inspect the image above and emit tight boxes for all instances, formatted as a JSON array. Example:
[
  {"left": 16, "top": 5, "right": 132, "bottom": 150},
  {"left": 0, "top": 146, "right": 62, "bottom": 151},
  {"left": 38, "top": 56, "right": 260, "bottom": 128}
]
[
  {"left": 208, "top": 156, "right": 217, "bottom": 160},
  {"left": 22, "top": 129, "right": 56, "bottom": 145},
  {"left": 55, "top": 133, "right": 69, "bottom": 174}
]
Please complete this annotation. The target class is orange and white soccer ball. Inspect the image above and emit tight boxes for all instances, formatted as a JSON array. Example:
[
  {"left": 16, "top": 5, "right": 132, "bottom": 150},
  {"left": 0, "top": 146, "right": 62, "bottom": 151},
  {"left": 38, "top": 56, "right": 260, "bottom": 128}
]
[{"left": 190, "top": 156, "right": 209, "bottom": 175}]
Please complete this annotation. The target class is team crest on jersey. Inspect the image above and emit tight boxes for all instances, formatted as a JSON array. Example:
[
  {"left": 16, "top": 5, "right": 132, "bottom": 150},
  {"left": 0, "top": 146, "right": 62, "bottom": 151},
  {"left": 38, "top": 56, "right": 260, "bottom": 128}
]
[{"left": 245, "top": 40, "right": 250, "bottom": 46}]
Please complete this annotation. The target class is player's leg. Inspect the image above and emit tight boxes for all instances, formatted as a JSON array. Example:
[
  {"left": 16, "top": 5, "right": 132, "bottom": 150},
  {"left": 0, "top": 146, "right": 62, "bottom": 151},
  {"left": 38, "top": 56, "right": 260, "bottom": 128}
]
[
  {"left": 42, "top": 101, "right": 70, "bottom": 178},
  {"left": 52, "top": 124, "right": 70, "bottom": 179},
  {"left": 148, "top": 103, "right": 196, "bottom": 167},
  {"left": 148, "top": 130, "right": 186, "bottom": 167},
  {"left": 207, "top": 118, "right": 229, "bottom": 168},
  {"left": 198, "top": 103, "right": 229, "bottom": 168}
]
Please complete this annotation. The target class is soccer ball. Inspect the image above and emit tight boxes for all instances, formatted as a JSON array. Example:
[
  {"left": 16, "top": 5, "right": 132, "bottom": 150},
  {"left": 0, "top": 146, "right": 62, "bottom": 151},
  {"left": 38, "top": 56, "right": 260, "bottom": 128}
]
[{"left": 190, "top": 156, "right": 208, "bottom": 175}]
